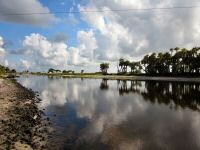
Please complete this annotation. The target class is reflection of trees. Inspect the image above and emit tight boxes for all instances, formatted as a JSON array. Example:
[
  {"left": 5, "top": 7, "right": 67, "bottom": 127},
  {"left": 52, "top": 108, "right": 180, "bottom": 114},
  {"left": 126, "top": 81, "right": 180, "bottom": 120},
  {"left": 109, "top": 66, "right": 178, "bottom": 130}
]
[
  {"left": 141, "top": 81, "right": 200, "bottom": 111},
  {"left": 117, "top": 80, "right": 142, "bottom": 96},
  {"left": 115, "top": 80, "right": 200, "bottom": 111},
  {"left": 48, "top": 75, "right": 62, "bottom": 80},
  {"left": 100, "top": 79, "right": 109, "bottom": 90}
]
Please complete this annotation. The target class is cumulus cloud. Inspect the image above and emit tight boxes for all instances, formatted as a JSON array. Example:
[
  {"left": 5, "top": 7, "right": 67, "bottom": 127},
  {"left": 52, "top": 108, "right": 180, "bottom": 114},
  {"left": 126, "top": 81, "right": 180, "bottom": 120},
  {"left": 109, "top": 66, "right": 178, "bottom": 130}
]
[
  {"left": 68, "top": 30, "right": 98, "bottom": 66},
  {"left": 11, "top": 30, "right": 97, "bottom": 70},
  {"left": 0, "top": 0, "right": 56, "bottom": 26},
  {"left": 0, "top": 36, "right": 5, "bottom": 56},
  {"left": 22, "top": 33, "right": 69, "bottom": 69},
  {"left": 77, "top": 30, "right": 97, "bottom": 62},
  {"left": 20, "top": 59, "right": 32, "bottom": 69},
  {"left": 2, "top": 0, "right": 200, "bottom": 72},
  {"left": 79, "top": 0, "right": 200, "bottom": 61},
  {"left": 15, "top": 31, "right": 97, "bottom": 70}
]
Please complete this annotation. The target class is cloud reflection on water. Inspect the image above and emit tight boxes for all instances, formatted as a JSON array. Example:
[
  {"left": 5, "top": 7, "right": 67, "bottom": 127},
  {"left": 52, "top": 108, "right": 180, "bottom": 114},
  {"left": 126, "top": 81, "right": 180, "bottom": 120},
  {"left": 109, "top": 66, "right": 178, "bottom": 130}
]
[{"left": 18, "top": 76, "right": 200, "bottom": 150}]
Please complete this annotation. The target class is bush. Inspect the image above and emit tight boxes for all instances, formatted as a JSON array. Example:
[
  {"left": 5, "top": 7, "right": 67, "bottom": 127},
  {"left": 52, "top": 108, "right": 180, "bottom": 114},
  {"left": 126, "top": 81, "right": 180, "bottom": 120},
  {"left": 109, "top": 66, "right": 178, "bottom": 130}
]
[{"left": 0, "top": 65, "right": 6, "bottom": 75}]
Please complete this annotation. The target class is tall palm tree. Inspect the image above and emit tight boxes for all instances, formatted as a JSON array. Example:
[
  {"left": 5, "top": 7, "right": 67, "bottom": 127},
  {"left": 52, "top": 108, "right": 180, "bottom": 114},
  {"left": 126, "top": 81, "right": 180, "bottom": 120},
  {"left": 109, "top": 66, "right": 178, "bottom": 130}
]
[
  {"left": 100, "top": 63, "right": 109, "bottom": 74},
  {"left": 119, "top": 58, "right": 125, "bottom": 73}
]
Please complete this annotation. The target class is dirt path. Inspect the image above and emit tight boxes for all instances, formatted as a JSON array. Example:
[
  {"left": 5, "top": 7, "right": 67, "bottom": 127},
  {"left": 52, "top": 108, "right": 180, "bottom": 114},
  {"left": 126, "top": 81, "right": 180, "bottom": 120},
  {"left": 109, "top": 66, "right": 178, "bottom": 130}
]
[{"left": 0, "top": 79, "right": 50, "bottom": 149}]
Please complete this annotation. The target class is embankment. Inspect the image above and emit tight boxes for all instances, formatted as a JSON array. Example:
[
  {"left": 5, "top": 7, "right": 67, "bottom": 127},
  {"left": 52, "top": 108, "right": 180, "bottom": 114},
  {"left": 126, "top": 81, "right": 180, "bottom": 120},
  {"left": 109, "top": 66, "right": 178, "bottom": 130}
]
[{"left": 0, "top": 78, "right": 50, "bottom": 149}]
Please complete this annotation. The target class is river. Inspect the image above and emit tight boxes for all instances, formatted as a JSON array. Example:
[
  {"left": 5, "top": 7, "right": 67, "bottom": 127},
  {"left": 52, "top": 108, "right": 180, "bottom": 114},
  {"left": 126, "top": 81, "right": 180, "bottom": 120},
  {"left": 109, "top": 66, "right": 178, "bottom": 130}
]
[{"left": 17, "top": 75, "right": 200, "bottom": 150}]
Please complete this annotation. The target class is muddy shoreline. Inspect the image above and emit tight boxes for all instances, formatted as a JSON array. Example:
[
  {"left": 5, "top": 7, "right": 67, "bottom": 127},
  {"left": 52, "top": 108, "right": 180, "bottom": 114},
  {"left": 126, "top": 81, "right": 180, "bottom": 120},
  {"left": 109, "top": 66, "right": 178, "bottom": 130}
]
[{"left": 0, "top": 78, "right": 50, "bottom": 149}]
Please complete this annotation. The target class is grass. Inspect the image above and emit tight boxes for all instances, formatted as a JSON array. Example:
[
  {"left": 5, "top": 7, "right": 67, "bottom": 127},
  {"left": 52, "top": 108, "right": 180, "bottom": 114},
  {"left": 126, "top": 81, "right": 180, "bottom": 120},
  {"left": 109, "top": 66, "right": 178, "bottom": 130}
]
[
  {"left": 30, "top": 72, "right": 105, "bottom": 76},
  {"left": 0, "top": 72, "right": 5, "bottom": 78},
  {"left": 30, "top": 72, "right": 200, "bottom": 77},
  {"left": 24, "top": 72, "right": 200, "bottom": 83}
]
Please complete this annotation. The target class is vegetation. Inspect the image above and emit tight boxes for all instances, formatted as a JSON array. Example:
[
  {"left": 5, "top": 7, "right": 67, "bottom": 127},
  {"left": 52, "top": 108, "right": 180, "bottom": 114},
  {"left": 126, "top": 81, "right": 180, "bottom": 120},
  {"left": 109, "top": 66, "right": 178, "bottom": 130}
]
[
  {"left": 100, "top": 63, "right": 109, "bottom": 74},
  {"left": 0, "top": 65, "right": 16, "bottom": 77},
  {"left": 117, "top": 47, "right": 200, "bottom": 76},
  {"left": 48, "top": 68, "right": 61, "bottom": 73},
  {"left": 32, "top": 47, "right": 200, "bottom": 77},
  {"left": 62, "top": 70, "right": 75, "bottom": 74},
  {"left": 0, "top": 65, "right": 6, "bottom": 75}
]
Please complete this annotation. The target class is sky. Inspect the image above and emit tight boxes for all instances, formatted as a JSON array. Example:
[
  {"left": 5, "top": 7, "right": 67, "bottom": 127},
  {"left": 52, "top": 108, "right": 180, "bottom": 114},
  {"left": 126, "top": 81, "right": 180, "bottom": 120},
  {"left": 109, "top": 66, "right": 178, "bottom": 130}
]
[{"left": 0, "top": 0, "right": 200, "bottom": 72}]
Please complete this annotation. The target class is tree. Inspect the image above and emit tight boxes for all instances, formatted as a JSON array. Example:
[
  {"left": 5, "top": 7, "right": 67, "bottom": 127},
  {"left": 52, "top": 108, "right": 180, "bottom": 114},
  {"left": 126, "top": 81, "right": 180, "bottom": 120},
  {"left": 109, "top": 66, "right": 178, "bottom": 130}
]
[
  {"left": 124, "top": 60, "right": 130, "bottom": 73},
  {"left": 100, "top": 63, "right": 109, "bottom": 74},
  {"left": 118, "top": 58, "right": 125, "bottom": 73},
  {"left": 11, "top": 69, "right": 16, "bottom": 73},
  {"left": 141, "top": 55, "right": 149, "bottom": 73},
  {"left": 118, "top": 58, "right": 130, "bottom": 73},
  {"left": 62, "top": 70, "right": 67, "bottom": 74},
  {"left": 48, "top": 68, "right": 54, "bottom": 73},
  {"left": 0, "top": 65, "right": 6, "bottom": 75},
  {"left": 116, "top": 47, "right": 200, "bottom": 76},
  {"left": 146, "top": 53, "right": 157, "bottom": 74},
  {"left": 129, "top": 62, "right": 142, "bottom": 74}
]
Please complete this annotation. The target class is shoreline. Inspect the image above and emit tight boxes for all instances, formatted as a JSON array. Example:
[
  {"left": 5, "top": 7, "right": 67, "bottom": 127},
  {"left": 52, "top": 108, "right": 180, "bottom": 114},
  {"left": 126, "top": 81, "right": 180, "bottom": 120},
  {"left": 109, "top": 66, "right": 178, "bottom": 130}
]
[
  {"left": 0, "top": 78, "right": 50, "bottom": 149},
  {"left": 29, "top": 74, "right": 200, "bottom": 82}
]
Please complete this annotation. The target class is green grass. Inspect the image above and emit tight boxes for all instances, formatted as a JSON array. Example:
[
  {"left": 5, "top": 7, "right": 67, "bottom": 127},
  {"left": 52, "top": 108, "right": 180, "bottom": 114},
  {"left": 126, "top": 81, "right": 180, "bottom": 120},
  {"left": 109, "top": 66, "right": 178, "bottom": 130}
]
[
  {"left": 0, "top": 69, "right": 6, "bottom": 78},
  {"left": 30, "top": 72, "right": 104, "bottom": 76}
]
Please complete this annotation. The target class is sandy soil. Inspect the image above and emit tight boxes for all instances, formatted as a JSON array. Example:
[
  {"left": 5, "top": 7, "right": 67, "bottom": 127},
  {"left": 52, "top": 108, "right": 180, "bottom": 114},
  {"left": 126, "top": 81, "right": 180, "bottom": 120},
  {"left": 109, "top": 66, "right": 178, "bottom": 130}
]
[{"left": 0, "top": 79, "right": 50, "bottom": 149}]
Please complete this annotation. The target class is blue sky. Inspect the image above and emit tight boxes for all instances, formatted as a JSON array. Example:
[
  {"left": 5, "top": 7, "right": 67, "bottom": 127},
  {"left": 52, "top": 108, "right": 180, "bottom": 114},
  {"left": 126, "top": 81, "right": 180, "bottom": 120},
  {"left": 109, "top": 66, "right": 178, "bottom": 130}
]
[
  {"left": 0, "top": 0, "right": 200, "bottom": 72},
  {"left": 0, "top": 0, "right": 97, "bottom": 72},
  {"left": 0, "top": 0, "right": 85, "bottom": 49}
]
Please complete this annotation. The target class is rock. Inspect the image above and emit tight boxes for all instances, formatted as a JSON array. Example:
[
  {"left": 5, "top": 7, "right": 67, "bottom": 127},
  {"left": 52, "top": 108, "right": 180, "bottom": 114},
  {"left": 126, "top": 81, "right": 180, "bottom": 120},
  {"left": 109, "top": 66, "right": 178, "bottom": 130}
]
[{"left": 33, "top": 115, "right": 38, "bottom": 120}]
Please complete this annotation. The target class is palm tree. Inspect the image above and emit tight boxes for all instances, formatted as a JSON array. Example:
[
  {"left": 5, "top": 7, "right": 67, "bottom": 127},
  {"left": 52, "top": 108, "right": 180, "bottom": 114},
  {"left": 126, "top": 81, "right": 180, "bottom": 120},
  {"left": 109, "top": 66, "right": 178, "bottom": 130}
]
[
  {"left": 163, "top": 52, "right": 171, "bottom": 74},
  {"left": 129, "top": 62, "right": 137, "bottom": 73},
  {"left": 170, "top": 48, "right": 174, "bottom": 56},
  {"left": 129, "top": 62, "right": 142, "bottom": 74},
  {"left": 147, "top": 53, "right": 157, "bottom": 74},
  {"left": 124, "top": 60, "right": 130, "bottom": 73},
  {"left": 100, "top": 63, "right": 109, "bottom": 74},
  {"left": 119, "top": 58, "right": 125, "bottom": 73},
  {"left": 141, "top": 55, "right": 149, "bottom": 73}
]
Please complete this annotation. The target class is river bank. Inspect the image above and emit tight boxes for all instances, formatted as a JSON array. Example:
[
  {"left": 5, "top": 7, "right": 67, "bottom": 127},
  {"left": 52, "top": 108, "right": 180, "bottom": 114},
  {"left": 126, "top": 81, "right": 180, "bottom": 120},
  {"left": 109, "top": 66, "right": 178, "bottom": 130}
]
[
  {"left": 63, "top": 75, "right": 200, "bottom": 82},
  {"left": 0, "top": 78, "right": 50, "bottom": 149},
  {"left": 29, "top": 73, "right": 200, "bottom": 82}
]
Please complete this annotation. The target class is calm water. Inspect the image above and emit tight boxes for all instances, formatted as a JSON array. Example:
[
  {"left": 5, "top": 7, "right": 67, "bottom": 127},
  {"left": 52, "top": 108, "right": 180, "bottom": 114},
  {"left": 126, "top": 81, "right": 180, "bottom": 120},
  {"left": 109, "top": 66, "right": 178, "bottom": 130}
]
[{"left": 18, "top": 76, "right": 200, "bottom": 150}]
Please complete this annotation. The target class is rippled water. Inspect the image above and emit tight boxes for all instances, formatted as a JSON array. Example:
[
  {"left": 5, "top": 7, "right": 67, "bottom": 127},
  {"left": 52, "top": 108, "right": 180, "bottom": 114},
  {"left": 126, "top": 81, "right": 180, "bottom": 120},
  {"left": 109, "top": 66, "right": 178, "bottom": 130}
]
[{"left": 17, "top": 75, "right": 200, "bottom": 150}]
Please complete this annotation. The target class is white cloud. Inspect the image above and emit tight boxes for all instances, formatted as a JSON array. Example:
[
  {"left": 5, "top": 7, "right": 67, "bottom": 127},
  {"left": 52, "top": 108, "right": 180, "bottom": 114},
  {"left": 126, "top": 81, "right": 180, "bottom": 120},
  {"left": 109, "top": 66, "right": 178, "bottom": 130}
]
[
  {"left": 0, "top": 36, "right": 5, "bottom": 56},
  {"left": 78, "top": 0, "right": 200, "bottom": 62},
  {"left": 22, "top": 33, "right": 69, "bottom": 69},
  {"left": 0, "top": 0, "right": 56, "bottom": 26},
  {"left": 4, "top": 59, "right": 9, "bottom": 67},
  {"left": 7, "top": 0, "right": 200, "bottom": 72},
  {"left": 77, "top": 30, "right": 97, "bottom": 61},
  {"left": 17, "top": 32, "right": 97, "bottom": 70},
  {"left": 68, "top": 30, "right": 98, "bottom": 66},
  {"left": 20, "top": 59, "right": 31, "bottom": 69}
]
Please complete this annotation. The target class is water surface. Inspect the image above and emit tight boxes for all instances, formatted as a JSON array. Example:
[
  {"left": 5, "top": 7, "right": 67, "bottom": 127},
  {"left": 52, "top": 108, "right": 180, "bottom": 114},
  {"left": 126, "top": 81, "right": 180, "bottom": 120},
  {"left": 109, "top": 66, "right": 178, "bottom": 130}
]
[{"left": 18, "top": 76, "right": 200, "bottom": 150}]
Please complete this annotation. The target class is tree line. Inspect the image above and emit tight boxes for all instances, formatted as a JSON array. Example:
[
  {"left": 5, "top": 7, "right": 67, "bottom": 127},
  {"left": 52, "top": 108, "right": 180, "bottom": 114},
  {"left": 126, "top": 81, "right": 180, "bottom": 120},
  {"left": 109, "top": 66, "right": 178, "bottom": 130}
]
[
  {"left": 48, "top": 68, "right": 75, "bottom": 74},
  {"left": 0, "top": 65, "right": 16, "bottom": 76},
  {"left": 100, "top": 47, "right": 200, "bottom": 75}
]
